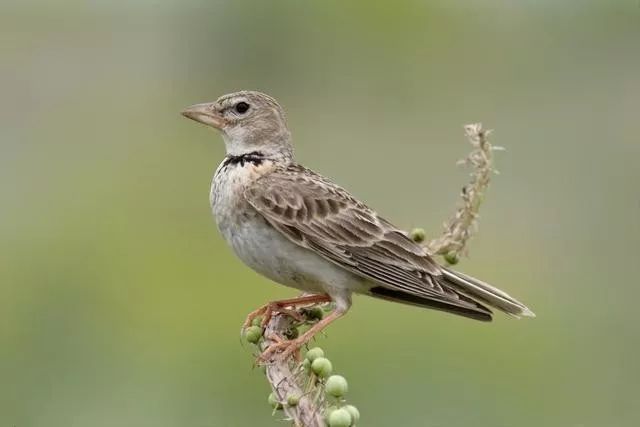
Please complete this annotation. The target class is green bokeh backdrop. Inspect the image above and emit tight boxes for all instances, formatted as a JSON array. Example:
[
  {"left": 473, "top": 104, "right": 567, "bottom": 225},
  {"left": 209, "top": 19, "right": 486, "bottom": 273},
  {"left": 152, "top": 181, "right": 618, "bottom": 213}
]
[{"left": 2, "top": 1, "right": 639, "bottom": 426}]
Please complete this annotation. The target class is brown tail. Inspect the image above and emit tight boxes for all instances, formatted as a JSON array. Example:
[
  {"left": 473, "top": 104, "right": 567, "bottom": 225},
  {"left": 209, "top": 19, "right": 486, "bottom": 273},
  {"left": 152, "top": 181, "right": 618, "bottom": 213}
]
[
  {"left": 369, "top": 285, "right": 494, "bottom": 322},
  {"left": 368, "top": 268, "right": 534, "bottom": 322}
]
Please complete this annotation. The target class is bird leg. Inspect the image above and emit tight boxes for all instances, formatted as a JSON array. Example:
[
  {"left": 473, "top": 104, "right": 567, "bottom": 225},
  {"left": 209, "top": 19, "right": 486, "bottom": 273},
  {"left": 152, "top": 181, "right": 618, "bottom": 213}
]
[
  {"left": 242, "top": 294, "right": 332, "bottom": 330},
  {"left": 259, "top": 308, "right": 345, "bottom": 362}
]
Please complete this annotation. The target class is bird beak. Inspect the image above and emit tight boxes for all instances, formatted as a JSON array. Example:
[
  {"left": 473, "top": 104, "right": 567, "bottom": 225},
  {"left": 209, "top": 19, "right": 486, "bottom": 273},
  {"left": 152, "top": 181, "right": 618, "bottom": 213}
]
[{"left": 181, "top": 102, "right": 226, "bottom": 129}]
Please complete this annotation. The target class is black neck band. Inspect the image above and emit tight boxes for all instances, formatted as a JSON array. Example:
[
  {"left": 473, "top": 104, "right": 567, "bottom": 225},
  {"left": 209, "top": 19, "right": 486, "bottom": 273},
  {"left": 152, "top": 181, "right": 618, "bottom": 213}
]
[{"left": 222, "top": 151, "right": 266, "bottom": 167}]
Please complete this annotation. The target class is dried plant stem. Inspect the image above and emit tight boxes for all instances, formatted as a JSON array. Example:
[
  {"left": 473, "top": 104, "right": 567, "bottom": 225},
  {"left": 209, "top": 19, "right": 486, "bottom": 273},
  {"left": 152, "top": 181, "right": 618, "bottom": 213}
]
[
  {"left": 261, "top": 315, "right": 325, "bottom": 427},
  {"left": 425, "top": 123, "right": 501, "bottom": 260},
  {"left": 257, "top": 123, "right": 500, "bottom": 426}
]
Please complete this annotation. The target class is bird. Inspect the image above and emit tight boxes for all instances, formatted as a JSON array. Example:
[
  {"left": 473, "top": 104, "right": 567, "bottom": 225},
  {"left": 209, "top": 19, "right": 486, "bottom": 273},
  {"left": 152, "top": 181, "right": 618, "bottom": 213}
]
[{"left": 181, "top": 91, "right": 534, "bottom": 360}]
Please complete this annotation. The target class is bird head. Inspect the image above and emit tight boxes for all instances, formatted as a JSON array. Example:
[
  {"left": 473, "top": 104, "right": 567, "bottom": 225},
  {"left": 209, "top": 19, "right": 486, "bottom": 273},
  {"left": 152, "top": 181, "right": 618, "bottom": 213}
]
[{"left": 182, "top": 91, "right": 292, "bottom": 159}]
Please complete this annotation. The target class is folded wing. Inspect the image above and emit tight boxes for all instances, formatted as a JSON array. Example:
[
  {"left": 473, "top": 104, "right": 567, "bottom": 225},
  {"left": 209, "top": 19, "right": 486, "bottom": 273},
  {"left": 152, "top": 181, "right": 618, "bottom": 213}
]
[{"left": 244, "top": 164, "right": 499, "bottom": 321}]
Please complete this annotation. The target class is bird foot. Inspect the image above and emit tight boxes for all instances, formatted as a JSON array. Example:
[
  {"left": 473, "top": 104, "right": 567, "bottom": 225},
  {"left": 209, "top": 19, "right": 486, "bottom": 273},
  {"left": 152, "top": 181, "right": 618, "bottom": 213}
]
[
  {"left": 258, "top": 334, "right": 306, "bottom": 363},
  {"left": 259, "top": 308, "right": 344, "bottom": 363},
  {"left": 242, "top": 303, "right": 305, "bottom": 332},
  {"left": 242, "top": 294, "right": 332, "bottom": 334}
]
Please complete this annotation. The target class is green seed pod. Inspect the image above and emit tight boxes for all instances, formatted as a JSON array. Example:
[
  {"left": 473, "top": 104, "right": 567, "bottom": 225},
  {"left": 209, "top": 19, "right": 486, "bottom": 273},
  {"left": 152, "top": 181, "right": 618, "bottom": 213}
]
[
  {"left": 344, "top": 405, "right": 360, "bottom": 424},
  {"left": 311, "top": 357, "right": 333, "bottom": 378},
  {"left": 325, "top": 375, "right": 348, "bottom": 397},
  {"left": 324, "top": 405, "right": 338, "bottom": 424},
  {"left": 409, "top": 227, "right": 426, "bottom": 243},
  {"left": 328, "top": 408, "right": 352, "bottom": 427},
  {"left": 267, "top": 392, "right": 282, "bottom": 410},
  {"left": 302, "top": 306, "right": 324, "bottom": 321},
  {"left": 251, "top": 316, "right": 263, "bottom": 327},
  {"left": 305, "top": 347, "right": 325, "bottom": 362},
  {"left": 244, "top": 325, "right": 262, "bottom": 344},
  {"left": 444, "top": 251, "right": 459, "bottom": 265},
  {"left": 301, "top": 358, "right": 311, "bottom": 371},
  {"left": 286, "top": 394, "right": 300, "bottom": 407}
]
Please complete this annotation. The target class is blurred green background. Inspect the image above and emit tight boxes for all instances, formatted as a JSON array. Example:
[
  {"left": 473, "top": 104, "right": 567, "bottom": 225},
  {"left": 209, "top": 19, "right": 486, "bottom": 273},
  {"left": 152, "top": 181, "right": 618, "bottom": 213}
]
[{"left": 2, "top": 1, "right": 639, "bottom": 426}]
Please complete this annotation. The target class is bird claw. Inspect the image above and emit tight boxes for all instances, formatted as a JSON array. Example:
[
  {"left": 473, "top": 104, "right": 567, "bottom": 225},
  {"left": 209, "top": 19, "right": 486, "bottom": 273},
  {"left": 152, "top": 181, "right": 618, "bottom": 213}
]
[
  {"left": 258, "top": 336, "right": 304, "bottom": 363},
  {"left": 242, "top": 303, "right": 306, "bottom": 337},
  {"left": 242, "top": 305, "right": 269, "bottom": 331},
  {"left": 242, "top": 295, "right": 332, "bottom": 336}
]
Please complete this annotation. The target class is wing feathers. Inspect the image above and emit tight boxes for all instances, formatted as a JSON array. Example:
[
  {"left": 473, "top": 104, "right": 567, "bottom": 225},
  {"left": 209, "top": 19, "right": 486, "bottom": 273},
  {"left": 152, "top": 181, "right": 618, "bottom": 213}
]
[{"left": 244, "top": 164, "right": 524, "bottom": 320}]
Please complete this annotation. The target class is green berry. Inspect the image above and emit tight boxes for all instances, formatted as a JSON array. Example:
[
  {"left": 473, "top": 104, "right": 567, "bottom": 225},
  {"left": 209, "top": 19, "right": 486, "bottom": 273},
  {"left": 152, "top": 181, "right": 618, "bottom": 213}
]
[
  {"left": 302, "top": 306, "right": 324, "bottom": 321},
  {"left": 325, "top": 375, "right": 348, "bottom": 397},
  {"left": 324, "top": 405, "right": 338, "bottom": 424},
  {"left": 268, "top": 392, "right": 282, "bottom": 410},
  {"left": 305, "top": 347, "right": 325, "bottom": 362},
  {"left": 311, "top": 357, "right": 333, "bottom": 378},
  {"left": 409, "top": 227, "right": 426, "bottom": 243},
  {"left": 244, "top": 325, "right": 262, "bottom": 344},
  {"left": 302, "top": 358, "right": 311, "bottom": 371},
  {"left": 344, "top": 405, "right": 360, "bottom": 424},
  {"left": 328, "top": 408, "right": 352, "bottom": 427},
  {"left": 444, "top": 251, "right": 459, "bottom": 265},
  {"left": 286, "top": 394, "right": 300, "bottom": 407},
  {"left": 251, "top": 316, "right": 263, "bottom": 327}
]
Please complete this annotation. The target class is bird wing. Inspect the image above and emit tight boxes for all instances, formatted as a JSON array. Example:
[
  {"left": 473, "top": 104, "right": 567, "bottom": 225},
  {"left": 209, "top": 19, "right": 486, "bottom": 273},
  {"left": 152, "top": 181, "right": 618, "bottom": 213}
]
[{"left": 243, "top": 164, "right": 492, "bottom": 319}]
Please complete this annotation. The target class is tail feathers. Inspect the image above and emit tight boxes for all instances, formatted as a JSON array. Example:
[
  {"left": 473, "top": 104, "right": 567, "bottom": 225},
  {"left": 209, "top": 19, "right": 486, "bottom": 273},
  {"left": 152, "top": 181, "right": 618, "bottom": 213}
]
[
  {"left": 440, "top": 267, "right": 535, "bottom": 318},
  {"left": 369, "top": 285, "right": 493, "bottom": 322}
]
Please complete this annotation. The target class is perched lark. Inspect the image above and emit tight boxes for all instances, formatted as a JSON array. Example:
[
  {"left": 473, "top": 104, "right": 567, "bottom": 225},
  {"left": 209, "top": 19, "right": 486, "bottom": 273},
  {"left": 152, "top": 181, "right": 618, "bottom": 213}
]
[{"left": 182, "top": 91, "right": 534, "bottom": 360}]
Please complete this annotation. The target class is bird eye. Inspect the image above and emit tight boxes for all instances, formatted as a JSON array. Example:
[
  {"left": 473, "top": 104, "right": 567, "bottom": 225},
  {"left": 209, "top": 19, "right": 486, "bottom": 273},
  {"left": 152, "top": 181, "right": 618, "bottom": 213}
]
[{"left": 234, "top": 102, "right": 250, "bottom": 114}]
